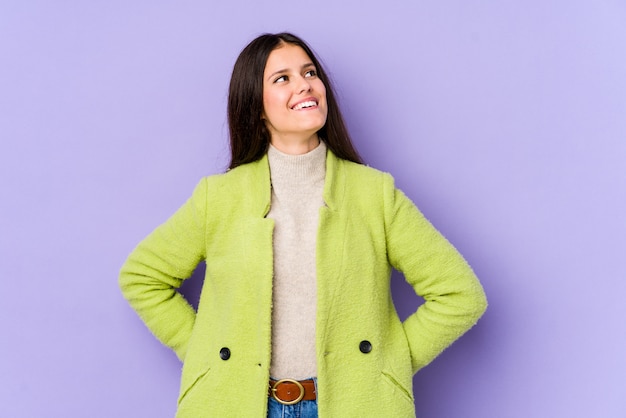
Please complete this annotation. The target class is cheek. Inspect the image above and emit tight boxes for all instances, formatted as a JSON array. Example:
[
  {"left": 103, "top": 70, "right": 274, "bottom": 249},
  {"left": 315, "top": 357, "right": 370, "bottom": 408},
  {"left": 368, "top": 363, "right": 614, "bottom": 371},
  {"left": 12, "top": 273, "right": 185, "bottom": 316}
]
[
  {"left": 316, "top": 82, "right": 328, "bottom": 107},
  {"left": 319, "top": 82, "right": 327, "bottom": 97},
  {"left": 263, "top": 90, "right": 287, "bottom": 118}
]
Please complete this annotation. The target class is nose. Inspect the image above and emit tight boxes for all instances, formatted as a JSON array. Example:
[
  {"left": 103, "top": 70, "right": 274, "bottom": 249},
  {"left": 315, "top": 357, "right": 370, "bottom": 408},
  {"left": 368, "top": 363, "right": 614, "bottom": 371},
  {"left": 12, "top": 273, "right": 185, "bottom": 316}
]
[{"left": 296, "top": 76, "right": 312, "bottom": 94}]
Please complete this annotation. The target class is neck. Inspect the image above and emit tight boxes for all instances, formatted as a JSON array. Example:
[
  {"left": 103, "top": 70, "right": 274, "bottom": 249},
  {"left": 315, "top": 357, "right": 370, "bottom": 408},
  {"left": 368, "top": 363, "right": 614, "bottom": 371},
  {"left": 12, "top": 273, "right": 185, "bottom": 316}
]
[{"left": 270, "top": 133, "right": 320, "bottom": 155}]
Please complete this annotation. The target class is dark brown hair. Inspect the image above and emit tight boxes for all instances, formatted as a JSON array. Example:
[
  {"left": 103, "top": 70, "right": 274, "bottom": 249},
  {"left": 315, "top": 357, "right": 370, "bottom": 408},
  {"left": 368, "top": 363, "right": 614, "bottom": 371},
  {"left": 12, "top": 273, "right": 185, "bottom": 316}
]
[{"left": 227, "top": 32, "right": 363, "bottom": 170}]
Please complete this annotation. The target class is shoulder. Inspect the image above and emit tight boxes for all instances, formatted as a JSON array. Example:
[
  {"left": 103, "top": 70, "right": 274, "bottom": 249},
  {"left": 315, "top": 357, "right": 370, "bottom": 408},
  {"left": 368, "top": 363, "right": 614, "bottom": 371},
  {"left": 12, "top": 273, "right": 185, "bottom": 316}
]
[
  {"left": 335, "top": 157, "right": 396, "bottom": 194},
  {"left": 202, "top": 157, "right": 267, "bottom": 191},
  {"left": 328, "top": 156, "right": 399, "bottom": 217},
  {"left": 195, "top": 157, "right": 270, "bottom": 217}
]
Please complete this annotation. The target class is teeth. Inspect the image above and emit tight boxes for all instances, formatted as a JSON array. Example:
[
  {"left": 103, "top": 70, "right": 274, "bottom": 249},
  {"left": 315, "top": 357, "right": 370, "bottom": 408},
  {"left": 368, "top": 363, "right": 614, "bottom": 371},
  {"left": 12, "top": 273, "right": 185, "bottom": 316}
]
[{"left": 293, "top": 100, "right": 317, "bottom": 110}]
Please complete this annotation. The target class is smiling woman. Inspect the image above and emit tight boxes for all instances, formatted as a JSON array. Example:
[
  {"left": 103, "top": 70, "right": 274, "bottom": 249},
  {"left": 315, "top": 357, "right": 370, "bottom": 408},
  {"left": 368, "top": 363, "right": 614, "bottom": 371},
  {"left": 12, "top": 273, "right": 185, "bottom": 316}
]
[
  {"left": 226, "top": 33, "right": 362, "bottom": 170},
  {"left": 261, "top": 44, "right": 328, "bottom": 153},
  {"left": 119, "top": 32, "right": 487, "bottom": 418}
]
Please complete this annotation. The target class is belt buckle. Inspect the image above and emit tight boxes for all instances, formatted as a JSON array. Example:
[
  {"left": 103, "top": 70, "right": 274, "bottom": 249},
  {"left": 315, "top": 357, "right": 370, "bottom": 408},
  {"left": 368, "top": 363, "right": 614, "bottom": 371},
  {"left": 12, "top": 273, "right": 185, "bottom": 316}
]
[{"left": 271, "top": 378, "right": 305, "bottom": 405}]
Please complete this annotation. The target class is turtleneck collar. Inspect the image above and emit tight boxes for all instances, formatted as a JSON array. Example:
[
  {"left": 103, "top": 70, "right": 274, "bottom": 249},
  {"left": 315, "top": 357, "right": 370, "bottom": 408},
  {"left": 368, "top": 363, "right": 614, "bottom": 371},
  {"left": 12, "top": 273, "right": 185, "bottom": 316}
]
[{"left": 267, "top": 141, "right": 327, "bottom": 188}]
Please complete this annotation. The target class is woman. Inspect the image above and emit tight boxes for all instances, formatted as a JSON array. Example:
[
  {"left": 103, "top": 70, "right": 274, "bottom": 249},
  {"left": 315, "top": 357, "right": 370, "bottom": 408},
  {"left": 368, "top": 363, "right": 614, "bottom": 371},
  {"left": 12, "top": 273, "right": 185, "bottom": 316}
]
[{"left": 119, "top": 32, "right": 487, "bottom": 418}]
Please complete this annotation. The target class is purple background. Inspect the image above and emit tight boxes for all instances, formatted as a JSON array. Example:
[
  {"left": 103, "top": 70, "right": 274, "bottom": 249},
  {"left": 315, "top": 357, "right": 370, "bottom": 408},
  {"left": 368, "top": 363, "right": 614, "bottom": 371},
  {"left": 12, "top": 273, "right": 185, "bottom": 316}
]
[{"left": 1, "top": 1, "right": 625, "bottom": 417}]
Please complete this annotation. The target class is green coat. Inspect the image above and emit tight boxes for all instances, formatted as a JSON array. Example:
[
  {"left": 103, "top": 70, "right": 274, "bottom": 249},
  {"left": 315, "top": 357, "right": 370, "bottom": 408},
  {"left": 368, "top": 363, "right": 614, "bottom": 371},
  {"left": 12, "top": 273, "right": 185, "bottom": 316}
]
[{"left": 119, "top": 149, "right": 487, "bottom": 417}]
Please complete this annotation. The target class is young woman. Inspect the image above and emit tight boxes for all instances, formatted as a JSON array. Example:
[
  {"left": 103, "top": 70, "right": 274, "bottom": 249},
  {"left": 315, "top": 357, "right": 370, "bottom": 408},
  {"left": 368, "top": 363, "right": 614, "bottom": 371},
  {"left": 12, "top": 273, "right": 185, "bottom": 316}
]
[{"left": 119, "top": 32, "right": 487, "bottom": 418}]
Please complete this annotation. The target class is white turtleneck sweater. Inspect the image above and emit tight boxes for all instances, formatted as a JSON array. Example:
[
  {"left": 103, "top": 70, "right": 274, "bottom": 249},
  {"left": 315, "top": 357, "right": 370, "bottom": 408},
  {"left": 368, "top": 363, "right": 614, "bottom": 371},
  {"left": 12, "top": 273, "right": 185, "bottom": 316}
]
[{"left": 266, "top": 141, "right": 327, "bottom": 380}]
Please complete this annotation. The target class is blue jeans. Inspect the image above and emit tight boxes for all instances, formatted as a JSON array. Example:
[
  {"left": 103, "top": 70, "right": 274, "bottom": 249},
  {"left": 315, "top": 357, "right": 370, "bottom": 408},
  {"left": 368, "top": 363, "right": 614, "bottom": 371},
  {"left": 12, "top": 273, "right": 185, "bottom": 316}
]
[{"left": 267, "top": 378, "right": 318, "bottom": 418}]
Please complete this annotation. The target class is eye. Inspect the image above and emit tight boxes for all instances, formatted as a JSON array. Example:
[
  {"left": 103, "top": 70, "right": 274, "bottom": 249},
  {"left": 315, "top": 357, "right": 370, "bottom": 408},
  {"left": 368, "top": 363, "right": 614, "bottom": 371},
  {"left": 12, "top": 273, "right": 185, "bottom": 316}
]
[
  {"left": 273, "top": 75, "right": 288, "bottom": 83},
  {"left": 304, "top": 69, "right": 317, "bottom": 78}
]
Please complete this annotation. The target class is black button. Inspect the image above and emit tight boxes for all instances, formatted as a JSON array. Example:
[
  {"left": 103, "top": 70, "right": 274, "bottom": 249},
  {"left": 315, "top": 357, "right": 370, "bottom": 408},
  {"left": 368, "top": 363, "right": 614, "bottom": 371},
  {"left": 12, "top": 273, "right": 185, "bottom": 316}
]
[
  {"left": 219, "top": 347, "right": 231, "bottom": 360},
  {"left": 359, "top": 340, "right": 372, "bottom": 354}
]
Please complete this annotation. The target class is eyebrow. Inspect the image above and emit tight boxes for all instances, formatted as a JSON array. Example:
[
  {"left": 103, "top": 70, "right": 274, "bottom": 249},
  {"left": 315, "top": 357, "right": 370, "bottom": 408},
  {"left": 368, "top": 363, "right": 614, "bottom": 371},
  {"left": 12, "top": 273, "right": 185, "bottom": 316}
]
[{"left": 266, "top": 62, "right": 316, "bottom": 81}]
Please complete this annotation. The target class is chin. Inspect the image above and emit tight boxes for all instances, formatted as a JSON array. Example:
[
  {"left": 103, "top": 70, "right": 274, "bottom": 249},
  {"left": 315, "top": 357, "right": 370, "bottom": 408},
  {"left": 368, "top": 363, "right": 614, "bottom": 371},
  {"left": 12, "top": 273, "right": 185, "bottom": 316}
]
[{"left": 304, "top": 119, "right": 327, "bottom": 133}]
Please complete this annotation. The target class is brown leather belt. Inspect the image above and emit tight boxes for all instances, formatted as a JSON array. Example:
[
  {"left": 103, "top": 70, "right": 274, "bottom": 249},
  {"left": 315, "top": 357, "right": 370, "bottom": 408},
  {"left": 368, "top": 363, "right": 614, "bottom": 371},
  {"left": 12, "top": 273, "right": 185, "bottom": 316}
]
[{"left": 269, "top": 378, "right": 316, "bottom": 405}]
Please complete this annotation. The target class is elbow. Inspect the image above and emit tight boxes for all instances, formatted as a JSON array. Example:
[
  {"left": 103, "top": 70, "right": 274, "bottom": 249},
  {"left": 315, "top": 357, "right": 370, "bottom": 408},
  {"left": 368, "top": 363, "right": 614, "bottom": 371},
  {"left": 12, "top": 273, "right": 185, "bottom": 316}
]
[
  {"left": 118, "top": 259, "right": 143, "bottom": 301},
  {"left": 468, "top": 282, "right": 488, "bottom": 324}
]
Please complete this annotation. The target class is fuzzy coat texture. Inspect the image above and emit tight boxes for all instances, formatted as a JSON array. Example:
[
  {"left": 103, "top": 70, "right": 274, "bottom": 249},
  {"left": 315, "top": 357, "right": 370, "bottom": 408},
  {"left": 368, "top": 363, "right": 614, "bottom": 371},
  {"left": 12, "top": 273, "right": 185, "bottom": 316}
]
[{"left": 119, "top": 149, "right": 488, "bottom": 417}]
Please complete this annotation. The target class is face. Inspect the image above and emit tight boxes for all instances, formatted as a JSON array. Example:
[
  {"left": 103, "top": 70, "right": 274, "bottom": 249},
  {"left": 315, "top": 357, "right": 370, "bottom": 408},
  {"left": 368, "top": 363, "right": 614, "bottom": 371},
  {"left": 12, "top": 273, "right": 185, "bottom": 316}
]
[{"left": 262, "top": 43, "right": 328, "bottom": 149}]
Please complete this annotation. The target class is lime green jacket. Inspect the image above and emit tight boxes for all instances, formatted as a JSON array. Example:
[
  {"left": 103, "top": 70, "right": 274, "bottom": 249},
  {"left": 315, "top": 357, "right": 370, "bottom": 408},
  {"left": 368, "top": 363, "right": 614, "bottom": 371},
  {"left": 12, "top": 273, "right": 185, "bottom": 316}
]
[{"left": 119, "top": 149, "right": 487, "bottom": 417}]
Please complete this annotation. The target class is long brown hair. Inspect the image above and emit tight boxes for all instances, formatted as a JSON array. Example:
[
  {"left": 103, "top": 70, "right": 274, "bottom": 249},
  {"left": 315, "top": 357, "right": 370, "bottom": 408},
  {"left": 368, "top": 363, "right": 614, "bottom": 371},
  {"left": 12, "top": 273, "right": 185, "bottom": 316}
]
[{"left": 227, "top": 32, "right": 363, "bottom": 170}]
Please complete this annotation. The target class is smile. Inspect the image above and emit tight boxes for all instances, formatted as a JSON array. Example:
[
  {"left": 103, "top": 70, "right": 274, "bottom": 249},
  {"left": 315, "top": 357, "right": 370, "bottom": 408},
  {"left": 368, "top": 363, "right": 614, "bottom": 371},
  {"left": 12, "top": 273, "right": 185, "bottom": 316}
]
[{"left": 291, "top": 100, "right": 318, "bottom": 110}]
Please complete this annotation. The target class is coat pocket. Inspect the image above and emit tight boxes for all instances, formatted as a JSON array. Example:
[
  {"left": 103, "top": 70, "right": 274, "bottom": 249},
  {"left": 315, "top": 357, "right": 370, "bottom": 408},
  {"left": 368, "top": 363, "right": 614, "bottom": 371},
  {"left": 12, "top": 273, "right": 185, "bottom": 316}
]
[
  {"left": 177, "top": 365, "right": 211, "bottom": 406},
  {"left": 381, "top": 370, "right": 414, "bottom": 404}
]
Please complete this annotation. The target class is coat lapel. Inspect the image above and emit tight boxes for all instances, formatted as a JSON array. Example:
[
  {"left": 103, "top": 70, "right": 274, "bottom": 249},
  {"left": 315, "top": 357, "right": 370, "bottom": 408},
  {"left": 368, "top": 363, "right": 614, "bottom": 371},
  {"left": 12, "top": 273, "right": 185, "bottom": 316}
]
[
  {"left": 241, "top": 153, "right": 272, "bottom": 217},
  {"left": 238, "top": 155, "right": 275, "bottom": 336},
  {"left": 316, "top": 151, "right": 347, "bottom": 347}
]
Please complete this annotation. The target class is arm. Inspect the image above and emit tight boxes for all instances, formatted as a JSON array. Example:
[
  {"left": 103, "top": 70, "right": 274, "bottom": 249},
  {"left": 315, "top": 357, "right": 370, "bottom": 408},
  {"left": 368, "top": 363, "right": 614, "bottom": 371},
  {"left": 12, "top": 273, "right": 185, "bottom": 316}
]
[
  {"left": 119, "top": 179, "right": 208, "bottom": 361},
  {"left": 383, "top": 175, "right": 487, "bottom": 373}
]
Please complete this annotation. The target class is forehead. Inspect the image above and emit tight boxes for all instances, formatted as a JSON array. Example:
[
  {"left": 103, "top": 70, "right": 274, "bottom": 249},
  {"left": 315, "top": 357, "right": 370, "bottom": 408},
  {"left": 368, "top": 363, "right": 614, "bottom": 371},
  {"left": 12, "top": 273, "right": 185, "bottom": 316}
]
[{"left": 264, "top": 43, "right": 313, "bottom": 73}]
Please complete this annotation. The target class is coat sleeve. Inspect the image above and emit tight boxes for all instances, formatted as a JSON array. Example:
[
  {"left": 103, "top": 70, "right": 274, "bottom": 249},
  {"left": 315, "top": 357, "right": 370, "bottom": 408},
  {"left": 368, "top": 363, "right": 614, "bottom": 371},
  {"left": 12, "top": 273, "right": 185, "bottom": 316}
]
[
  {"left": 382, "top": 174, "right": 487, "bottom": 374},
  {"left": 119, "top": 178, "right": 208, "bottom": 361}
]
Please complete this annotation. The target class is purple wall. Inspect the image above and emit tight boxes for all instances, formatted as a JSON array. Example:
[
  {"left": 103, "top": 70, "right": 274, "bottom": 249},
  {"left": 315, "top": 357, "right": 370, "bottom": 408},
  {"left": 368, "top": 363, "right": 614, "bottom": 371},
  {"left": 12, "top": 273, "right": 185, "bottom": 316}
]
[{"left": 2, "top": 1, "right": 625, "bottom": 417}]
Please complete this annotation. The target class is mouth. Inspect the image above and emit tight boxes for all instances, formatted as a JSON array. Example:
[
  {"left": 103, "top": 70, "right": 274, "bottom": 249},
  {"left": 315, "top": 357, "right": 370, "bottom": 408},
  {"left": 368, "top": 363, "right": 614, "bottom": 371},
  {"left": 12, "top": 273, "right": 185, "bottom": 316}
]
[{"left": 291, "top": 99, "right": 318, "bottom": 110}]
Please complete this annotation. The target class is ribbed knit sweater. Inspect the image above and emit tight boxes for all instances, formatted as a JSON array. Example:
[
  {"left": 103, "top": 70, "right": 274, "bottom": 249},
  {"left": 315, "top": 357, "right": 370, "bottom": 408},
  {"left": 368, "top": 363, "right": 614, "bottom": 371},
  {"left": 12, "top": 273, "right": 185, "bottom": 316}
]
[{"left": 266, "top": 141, "right": 327, "bottom": 379}]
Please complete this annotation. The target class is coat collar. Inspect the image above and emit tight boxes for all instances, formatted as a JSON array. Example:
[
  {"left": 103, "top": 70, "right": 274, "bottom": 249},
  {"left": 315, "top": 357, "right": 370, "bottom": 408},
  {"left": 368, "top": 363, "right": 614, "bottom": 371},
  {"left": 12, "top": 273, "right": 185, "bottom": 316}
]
[
  {"left": 322, "top": 147, "right": 345, "bottom": 212},
  {"left": 242, "top": 145, "right": 345, "bottom": 216}
]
